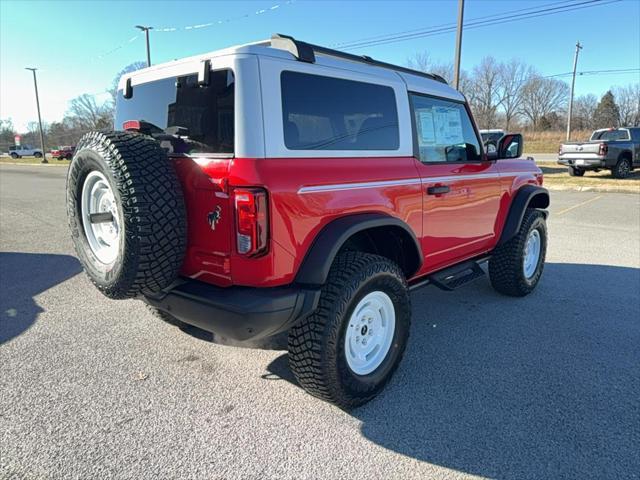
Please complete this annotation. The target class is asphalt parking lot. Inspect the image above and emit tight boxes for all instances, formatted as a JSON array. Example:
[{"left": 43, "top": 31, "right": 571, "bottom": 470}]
[{"left": 1, "top": 164, "right": 639, "bottom": 480}]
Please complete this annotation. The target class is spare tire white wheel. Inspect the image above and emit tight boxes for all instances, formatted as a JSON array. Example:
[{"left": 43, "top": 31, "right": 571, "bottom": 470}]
[{"left": 67, "top": 131, "right": 187, "bottom": 299}]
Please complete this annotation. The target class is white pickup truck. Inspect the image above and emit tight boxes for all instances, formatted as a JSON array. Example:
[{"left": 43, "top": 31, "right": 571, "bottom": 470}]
[
  {"left": 558, "top": 127, "right": 640, "bottom": 178},
  {"left": 8, "top": 145, "right": 44, "bottom": 159}
]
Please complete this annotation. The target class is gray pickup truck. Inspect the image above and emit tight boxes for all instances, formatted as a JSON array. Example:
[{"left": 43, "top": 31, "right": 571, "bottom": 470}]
[{"left": 558, "top": 127, "right": 640, "bottom": 178}]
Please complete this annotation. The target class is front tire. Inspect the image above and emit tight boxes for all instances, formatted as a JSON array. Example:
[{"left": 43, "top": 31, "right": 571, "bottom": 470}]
[
  {"left": 568, "top": 166, "right": 585, "bottom": 177},
  {"left": 612, "top": 157, "right": 632, "bottom": 179},
  {"left": 34, "top": 152, "right": 42, "bottom": 158},
  {"left": 288, "top": 252, "right": 411, "bottom": 409},
  {"left": 489, "top": 209, "right": 547, "bottom": 297}
]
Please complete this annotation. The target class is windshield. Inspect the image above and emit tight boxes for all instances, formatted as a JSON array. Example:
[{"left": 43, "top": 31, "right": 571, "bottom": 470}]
[
  {"left": 115, "top": 69, "right": 234, "bottom": 154},
  {"left": 591, "top": 129, "right": 629, "bottom": 141}
]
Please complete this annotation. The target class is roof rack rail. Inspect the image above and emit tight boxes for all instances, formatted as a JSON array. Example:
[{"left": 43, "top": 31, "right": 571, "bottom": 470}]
[{"left": 270, "top": 33, "right": 448, "bottom": 85}]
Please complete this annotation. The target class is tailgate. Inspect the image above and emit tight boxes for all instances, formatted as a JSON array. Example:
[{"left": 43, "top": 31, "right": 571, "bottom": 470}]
[
  {"left": 560, "top": 142, "right": 601, "bottom": 155},
  {"left": 173, "top": 156, "right": 234, "bottom": 286}
]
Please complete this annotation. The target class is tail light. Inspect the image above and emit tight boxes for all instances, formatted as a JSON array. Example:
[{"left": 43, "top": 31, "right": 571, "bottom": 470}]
[
  {"left": 598, "top": 143, "right": 608, "bottom": 156},
  {"left": 234, "top": 188, "right": 268, "bottom": 256},
  {"left": 558, "top": 144, "right": 563, "bottom": 154}
]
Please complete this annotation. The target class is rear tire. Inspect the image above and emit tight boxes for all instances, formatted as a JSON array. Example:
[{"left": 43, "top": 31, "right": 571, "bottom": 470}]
[
  {"left": 612, "top": 157, "right": 632, "bottom": 179},
  {"left": 34, "top": 152, "right": 42, "bottom": 158},
  {"left": 288, "top": 252, "right": 411, "bottom": 409},
  {"left": 568, "top": 166, "right": 585, "bottom": 177},
  {"left": 10, "top": 153, "right": 19, "bottom": 159},
  {"left": 67, "top": 131, "right": 187, "bottom": 299},
  {"left": 489, "top": 209, "right": 547, "bottom": 297}
]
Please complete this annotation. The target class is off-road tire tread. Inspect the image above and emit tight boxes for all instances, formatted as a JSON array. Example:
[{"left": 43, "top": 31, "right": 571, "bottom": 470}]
[
  {"left": 489, "top": 208, "right": 546, "bottom": 297},
  {"left": 67, "top": 130, "right": 186, "bottom": 299},
  {"left": 288, "top": 252, "right": 410, "bottom": 409}
]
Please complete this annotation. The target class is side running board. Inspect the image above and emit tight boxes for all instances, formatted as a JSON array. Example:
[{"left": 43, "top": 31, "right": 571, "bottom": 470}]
[{"left": 409, "top": 256, "right": 490, "bottom": 292}]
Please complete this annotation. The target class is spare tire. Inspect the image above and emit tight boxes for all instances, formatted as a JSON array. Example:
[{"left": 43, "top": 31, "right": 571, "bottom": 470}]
[{"left": 67, "top": 131, "right": 187, "bottom": 299}]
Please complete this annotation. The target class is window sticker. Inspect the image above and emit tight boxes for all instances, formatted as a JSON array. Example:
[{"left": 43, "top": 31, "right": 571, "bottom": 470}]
[
  {"left": 417, "top": 110, "right": 436, "bottom": 145},
  {"left": 434, "top": 107, "right": 464, "bottom": 145}
]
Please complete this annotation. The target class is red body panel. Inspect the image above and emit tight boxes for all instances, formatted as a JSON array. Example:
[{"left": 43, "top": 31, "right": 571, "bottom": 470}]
[{"left": 173, "top": 155, "right": 543, "bottom": 288}]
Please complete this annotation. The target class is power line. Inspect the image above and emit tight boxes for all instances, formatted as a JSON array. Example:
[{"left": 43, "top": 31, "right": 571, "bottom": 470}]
[
  {"left": 546, "top": 68, "right": 640, "bottom": 78},
  {"left": 332, "top": 0, "right": 573, "bottom": 47},
  {"left": 336, "top": 0, "right": 620, "bottom": 50},
  {"left": 153, "top": 1, "right": 294, "bottom": 33}
]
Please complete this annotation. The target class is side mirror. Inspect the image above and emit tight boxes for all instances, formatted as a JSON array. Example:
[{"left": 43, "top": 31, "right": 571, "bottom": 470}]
[{"left": 488, "top": 133, "right": 523, "bottom": 160}]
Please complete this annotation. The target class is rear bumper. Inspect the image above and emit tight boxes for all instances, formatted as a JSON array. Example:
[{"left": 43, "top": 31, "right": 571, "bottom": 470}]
[
  {"left": 558, "top": 157, "right": 606, "bottom": 169},
  {"left": 144, "top": 278, "right": 321, "bottom": 342}
]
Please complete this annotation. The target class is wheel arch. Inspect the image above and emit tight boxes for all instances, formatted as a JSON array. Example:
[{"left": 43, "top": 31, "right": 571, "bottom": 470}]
[
  {"left": 295, "top": 213, "right": 423, "bottom": 286},
  {"left": 497, "top": 185, "right": 549, "bottom": 246},
  {"left": 618, "top": 150, "right": 633, "bottom": 161}
]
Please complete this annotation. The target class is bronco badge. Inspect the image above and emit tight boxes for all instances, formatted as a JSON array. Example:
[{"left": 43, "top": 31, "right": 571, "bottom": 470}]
[{"left": 207, "top": 205, "right": 222, "bottom": 231}]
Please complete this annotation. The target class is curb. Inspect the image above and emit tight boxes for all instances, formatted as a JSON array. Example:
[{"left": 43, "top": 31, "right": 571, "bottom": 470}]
[
  {"left": 544, "top": 184, "right": 640, "bottom": 194},
  {"left": 0, "top": 162, "right": 69, "bottom": 167}
]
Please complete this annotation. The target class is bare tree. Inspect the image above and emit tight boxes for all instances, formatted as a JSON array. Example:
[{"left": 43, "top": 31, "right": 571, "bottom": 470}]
[
  {"left": 66, "top": 94, "right": 112, "bottom": 130},
  {"left": 520, "top": 75, "right": 569, "bottom": 130},
  {"left": 467, "top": 56, "right": 503, "bottom": 129},
  {"left": 0, "top": 118, "right": 17, "bottom": 152},
  {"left": 613, "top": 84, "right": 640, "bottom": 126},
  {"left": 407, "top": 52, "right": 471, "bottom": 97},
  {"left": 572, "top": 94, "right": 598, "bottom": 130},
  {"left": 497, "top": 59, "right": 531, "bottom": 130}
]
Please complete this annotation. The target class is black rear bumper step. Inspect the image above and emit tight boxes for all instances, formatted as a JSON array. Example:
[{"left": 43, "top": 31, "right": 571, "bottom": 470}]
[{"left": 144, "top": 279, "right": 321, "bottom": 342}]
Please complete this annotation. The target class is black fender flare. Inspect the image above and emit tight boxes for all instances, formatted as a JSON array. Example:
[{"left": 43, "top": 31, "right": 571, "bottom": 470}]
[
  {"left": 497, "top": 185, "right": 549, "bottom": 246},
  {"left": 295, "top": 213, "right": 423, "bottom": 286}
]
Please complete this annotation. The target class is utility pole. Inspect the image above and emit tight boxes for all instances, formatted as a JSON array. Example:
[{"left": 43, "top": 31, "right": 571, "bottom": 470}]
[
  {"left": 566, "top": 41, "right": 583, "bottom": 141},
  {"left": 453, "top": 0, "right": 465, "bottom": 90},
  {"left": 135, "top": 25, "right": 153, "bottom": 67},
  {"left": 25, "top": 67, "right": 47, "bottom": 164}
]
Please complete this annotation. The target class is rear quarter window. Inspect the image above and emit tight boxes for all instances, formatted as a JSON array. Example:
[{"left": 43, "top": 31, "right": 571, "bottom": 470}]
[{"left": 280, "top": 71, "right": 399, "bottom": 151}]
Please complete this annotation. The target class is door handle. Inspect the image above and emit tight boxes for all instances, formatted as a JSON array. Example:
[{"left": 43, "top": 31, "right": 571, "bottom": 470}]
[{"left": 427, "top": 185, "right": 450, "bottom": 195}]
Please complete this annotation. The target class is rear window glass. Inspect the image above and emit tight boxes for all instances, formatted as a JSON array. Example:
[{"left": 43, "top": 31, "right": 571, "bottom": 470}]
[
  {"left": 281, "top": 71, "right": 399, "bottom": 150},
  {"left": 591, "top": 129, "right": 629, "bottom": 141},
  {"left": 115, "top": 69, "right": 234, "bottom": 154}
]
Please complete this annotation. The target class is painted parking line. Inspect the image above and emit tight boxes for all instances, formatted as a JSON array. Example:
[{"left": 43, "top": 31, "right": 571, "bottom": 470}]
[{"left": 556, "top": 195, "right": 603, "bottom": 216}]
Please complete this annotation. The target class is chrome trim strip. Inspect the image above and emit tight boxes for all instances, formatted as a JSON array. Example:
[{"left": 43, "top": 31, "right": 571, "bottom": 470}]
[
  {"left": 298, "top": 178, "right": 422, "bottom": 194},
  {"left": 297, "top": 173, "right": 501, "bottom": 194}
]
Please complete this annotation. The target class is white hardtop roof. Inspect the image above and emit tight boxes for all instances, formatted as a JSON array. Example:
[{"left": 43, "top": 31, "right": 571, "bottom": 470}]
[{"left": 118, "top": 36, "right": 464, "bottom": 102}]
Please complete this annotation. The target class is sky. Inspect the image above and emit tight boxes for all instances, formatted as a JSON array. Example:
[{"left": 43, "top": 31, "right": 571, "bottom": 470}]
[{"left": 1, "top": 0, "right": 639, "bottom": 131}]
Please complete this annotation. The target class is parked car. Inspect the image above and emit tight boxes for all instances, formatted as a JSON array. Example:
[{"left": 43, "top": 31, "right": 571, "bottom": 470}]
[
  {"left": 558, "top": 127, "right": 640, "bottom": 178},
  {"left": 66, "top": 34, "right": 549, "bottom": 409},
  {"left": 8, "top": 145, "right": 43, "bottom": 158},
  {"left": 51, "top": 145, "right": 75, "bottom": 160},
  {"left": 479, "top": 129, "right": 505, "bottom": 145}
]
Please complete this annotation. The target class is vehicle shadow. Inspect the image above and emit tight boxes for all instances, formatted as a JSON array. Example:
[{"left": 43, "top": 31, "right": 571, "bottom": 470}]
[
  {"left": 0, "top": 252, "right": 82, "bottom": 344},
  {"left": 266, "top": 262, "right": 640, "bottom": 479}
]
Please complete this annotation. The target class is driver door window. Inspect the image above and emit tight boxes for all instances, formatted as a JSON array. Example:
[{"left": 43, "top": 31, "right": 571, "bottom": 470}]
[{"left": 410, "top": 94, "right": 481, "bottom": 163}]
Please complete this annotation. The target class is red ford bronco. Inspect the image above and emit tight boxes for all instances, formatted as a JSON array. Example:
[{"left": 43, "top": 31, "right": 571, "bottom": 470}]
[{"left": 67, "top": 34, "right": 549, "bottom": 409}]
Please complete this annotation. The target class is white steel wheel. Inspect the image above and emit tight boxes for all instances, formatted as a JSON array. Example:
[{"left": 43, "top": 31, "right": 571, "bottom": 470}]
[
  {"left": 523, "top": 228, "right": 541, "bottom": 279},
  {"left": 344, "top": 291, "right": 396, "bottom": 376},
  {"left": 80, "top": 171, "right": 121, "bottom": 264}
]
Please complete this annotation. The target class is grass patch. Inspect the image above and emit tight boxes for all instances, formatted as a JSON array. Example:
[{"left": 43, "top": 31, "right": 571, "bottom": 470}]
[
  {"left": 523, "top": 130, "right": 592, "bottom": 154},
  {"left": 541, "top": 165, "right": 640, "bottom": 193},
  {"left": 0, "top": 156, "right": 70, "bottom": 166}
]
